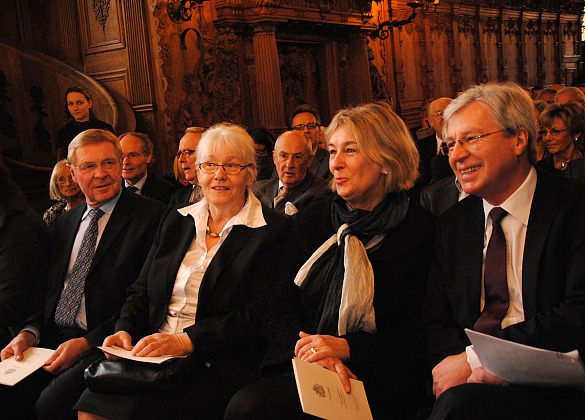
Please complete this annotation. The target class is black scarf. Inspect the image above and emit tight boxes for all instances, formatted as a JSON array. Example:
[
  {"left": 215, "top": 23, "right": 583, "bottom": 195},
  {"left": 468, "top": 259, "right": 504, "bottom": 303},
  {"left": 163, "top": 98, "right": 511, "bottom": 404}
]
[{"left": 299, "top": 192, "right": 410, "bottom": 335}]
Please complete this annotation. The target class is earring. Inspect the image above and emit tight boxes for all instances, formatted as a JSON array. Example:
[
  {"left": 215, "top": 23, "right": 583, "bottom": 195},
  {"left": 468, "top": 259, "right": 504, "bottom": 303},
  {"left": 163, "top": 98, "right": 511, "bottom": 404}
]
[{"left": 382, "top": 170, "right": 388, "bottom": 175}]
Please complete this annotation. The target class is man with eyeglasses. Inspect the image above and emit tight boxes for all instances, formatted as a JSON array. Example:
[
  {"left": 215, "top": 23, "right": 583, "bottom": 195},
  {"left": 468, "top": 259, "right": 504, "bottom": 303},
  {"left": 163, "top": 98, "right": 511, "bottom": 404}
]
[
  {"left": 0, "top": 129, "right": 166, "bottom": 419},
  {"left": 252, "top": 131, "right": 330, "bottom": 215},
  {"left": 290, "top": 104, "right": 332, "bottom": 180},
  {"left": 423, "top": 83, "right": 585, "bottom": 420},
  {"left": 119, "top": 132, "right": 176, "bottom": 204},
  {"left": 170, "top": 126, "right": 206, "bottom": 205}
]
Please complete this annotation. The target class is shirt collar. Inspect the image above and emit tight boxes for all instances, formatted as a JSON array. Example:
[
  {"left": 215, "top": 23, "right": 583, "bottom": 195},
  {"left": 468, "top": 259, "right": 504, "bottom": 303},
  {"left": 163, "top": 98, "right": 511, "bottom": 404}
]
[
  {"left": 82, "top": 189, "right": 122, "bottom": 220},
  {"left": 483, "top": 166, "right": 536, "bottom": 228},
  {"left": 177, "top": 190, "right": 267, "bottom": 230},
  {"left": 124, "top": 173, "right": 148, "bottom": 191}
]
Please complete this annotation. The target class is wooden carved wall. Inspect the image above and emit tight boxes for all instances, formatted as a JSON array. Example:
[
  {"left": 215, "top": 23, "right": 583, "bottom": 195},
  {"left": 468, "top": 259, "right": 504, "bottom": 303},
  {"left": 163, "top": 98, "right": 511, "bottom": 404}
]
[{"left": 369, "top": 1, "right": 582, "bottom": 127}]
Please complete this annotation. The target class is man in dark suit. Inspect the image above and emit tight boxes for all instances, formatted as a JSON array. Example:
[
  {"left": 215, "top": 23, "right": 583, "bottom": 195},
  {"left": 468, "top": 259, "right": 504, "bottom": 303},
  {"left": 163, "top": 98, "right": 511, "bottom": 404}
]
[
  {"left": 170, "top": 127, "right": 205, "bottom": 205},
  {"left": 0, "top": 129, "right": 166, "bottom": 419},
  {"left": 419, "top": 175, "right": 462, "bottom": 217},
  {"left": 252, "top": 131, "right": 331, "bottom": 215},
  {"left": 423, "top": 83, "right": 585, "bottom": 419},
  {"left": 290, "top": 104, "right": 331, "bottom": 180},
  {"left": 119, "top": 132, "right": 177, "bottom": 204},
  {"left": 415, "top": 97, "right": 453, "bottom": 187}
]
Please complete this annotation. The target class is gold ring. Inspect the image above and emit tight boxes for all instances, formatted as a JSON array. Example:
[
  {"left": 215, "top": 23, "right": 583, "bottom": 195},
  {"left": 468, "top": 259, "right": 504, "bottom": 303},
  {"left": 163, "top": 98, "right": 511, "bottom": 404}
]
[{"left": 310, "top": 347, "right": 317, "bottom": 354}]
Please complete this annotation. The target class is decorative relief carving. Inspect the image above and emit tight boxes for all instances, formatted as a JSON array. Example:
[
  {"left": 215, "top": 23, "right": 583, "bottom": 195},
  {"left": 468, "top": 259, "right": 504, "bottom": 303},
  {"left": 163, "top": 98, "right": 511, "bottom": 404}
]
[
  {"left": 0, "top": 71, "right": 17, "bottom": 147},
  {"left": 457, "top": 0, "right": 582, "bottom": 14},
  {"left": 278, "top": 45, "right": 317, "bottom": 121},
  {"left": 92, "top": 0, "right": 111, "bottom": 31},
  {"left": 367, "top": 46, "right": 390, "bottom": 101},
  {"left": 179, "top": 27, "right": 242, "bottom": 130}
]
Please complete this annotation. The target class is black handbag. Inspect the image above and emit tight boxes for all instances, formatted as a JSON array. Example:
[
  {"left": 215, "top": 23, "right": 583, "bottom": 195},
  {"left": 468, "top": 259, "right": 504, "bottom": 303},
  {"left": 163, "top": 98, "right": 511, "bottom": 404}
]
[{"left": 84, "top": 355, "right": 199, "bottom": 393}]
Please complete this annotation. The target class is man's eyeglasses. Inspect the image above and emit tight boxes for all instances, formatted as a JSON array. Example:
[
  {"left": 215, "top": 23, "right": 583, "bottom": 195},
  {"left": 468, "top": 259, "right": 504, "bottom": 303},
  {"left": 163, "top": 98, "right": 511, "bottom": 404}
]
[
  {"left": 445, "top": 129, "right": 506, "bottom": 155},
  {"left": 73, "top": 159, "right": 120, "bottom": 174},
  {"left": 122, "top": 152, "right": 146, "bottom": 160},
  {"left": 429, "top": 112, "right": 444, "bottom": 118},
  {"left": 275, "top": 153, "right": 306, "bottom": 164},
  {"left": 176, "top": 149, "right": 196, "bottom": 159},
  {"left": 198, "top": 162, "right": 253, "bottom": 175},
  {"left": 538, "top": 128, "right": 568, "bottom": 137},
  {"left": 292, "top": 123, "right": 320, "bottom": 131}
]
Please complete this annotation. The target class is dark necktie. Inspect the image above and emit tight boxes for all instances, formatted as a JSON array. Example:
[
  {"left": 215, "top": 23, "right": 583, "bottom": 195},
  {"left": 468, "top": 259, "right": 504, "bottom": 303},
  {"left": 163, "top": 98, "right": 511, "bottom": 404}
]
[
  {"left": 54, "top": 208, "right": 105, "bottom": 328},
  {"left": 127, "top": 185, "right": 139, "bottom": 194},
  {"left": 474, "top": 207, "right": 509, "bottom": 334},
  {"left": 273, "top": 187, "right": 287, "bottom": 207}
]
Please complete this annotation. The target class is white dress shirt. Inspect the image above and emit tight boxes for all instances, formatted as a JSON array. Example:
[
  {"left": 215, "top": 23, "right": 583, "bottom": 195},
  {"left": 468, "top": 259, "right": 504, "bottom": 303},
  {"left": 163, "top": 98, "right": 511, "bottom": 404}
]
[
  {"left": 124, "top": 173, "right": 147, "bottom": 194},
  {"left": 158, "top": 192, "right": 266, "bottom": 334},
  {"left": 467, "top": 167, "right": 537, "bottom": 368}
]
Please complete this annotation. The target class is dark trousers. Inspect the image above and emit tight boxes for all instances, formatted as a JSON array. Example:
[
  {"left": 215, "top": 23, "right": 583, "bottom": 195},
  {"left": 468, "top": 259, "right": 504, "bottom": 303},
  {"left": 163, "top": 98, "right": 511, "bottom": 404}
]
[
  {"left": 429, "top": 383, "right": 585, "bottom": 420},
  {"left": 0, "top": 351, "right": 103, "bottom": 420}
]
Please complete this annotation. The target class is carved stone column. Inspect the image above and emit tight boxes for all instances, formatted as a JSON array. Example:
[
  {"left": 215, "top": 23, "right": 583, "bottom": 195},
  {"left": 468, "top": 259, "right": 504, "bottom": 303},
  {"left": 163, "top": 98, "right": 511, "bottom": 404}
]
[
  {"left": 346, "top": 33, "right": 373, "bottom": 105},
  {"left": 252, "top": 24, "right": 285, "bottom": 131}
]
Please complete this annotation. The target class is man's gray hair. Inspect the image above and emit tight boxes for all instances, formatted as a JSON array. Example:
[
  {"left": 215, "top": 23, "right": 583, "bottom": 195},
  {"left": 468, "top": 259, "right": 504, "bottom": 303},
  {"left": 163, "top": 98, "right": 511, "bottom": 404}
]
[
  {"left": 118, "top": 132, "right": 153, "bottom": 156},
  {"left": 443, "top": 82, "right": 537, "bottom": 165},
  {"left": 68, "top": 129, "right": 122, "bottom": 166}
]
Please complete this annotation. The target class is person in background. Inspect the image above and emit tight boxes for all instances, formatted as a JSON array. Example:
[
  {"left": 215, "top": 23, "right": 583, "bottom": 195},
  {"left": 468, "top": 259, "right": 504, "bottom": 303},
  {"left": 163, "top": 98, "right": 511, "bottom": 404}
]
[
  {"left": 56, "top": 86, "right": 114, "bottom": 161},
  {"left": 43, "top": 159, "right": 85, "bottom": 231},
  {"left": 119, "top": 132, "right": 177, "bottom": 204},
  {"left": 170, "top": 127, "right": 206, "bottom": 205},
  {"left": 249, "top": 127, "right": 276, "bottom": 181},
  {"left": 537, "top": 102, "right": 585, "bottom": 181},
  {"left": 252, "top": 130, "right": 330, "bottom": 216},
  {"left": 290, "top": 104, "right": 331, "bottom": 180}
]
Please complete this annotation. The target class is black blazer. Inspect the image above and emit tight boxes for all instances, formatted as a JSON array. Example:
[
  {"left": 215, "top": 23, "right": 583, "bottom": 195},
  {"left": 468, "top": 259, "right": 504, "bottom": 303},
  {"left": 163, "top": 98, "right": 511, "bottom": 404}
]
[
  {"left": 29, "top": 189, "right": 166, "bottom": 347},
  {"left": 423, "top": 169, "right": 585, "bottom": 368},
  {"left": 309, "top": 147, "right": 331, "bottom": 180},
  {"left": 420, "top": 175, "right": 459, "bottom": 217},
  {"left": 169, "top": 184, "right": 195, "bottom": 205},
  {"left": 252, "top": 171, "right": 332, "bottom": 214},
  {"left": 114, "top": 202, "right": 290, "bottom": 368},
  {"left": 140, "top": 173, "right": 177, "bottom": 204},
  {"left": 262, "top": 197, "right": 435, "bottom": 418}
]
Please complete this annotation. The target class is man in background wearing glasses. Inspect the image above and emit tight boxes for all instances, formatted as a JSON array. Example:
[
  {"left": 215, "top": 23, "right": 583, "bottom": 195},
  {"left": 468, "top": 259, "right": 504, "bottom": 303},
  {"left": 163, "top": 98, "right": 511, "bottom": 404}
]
[
  {"left": 423, "top": 83, "right": 585, "bottom": 419},
  {"left": 0, "top": 129, "right": 166, "bottom": 419},
  {"left": 170, "top": 126, "right": 206, "bottom": 205},
  {"left": 290, "top": 104, "right": 332, "bottom": 180},
  {"left": 253, "top": 131, "right": 330, "bottom": 216},
  {"left": 119, "top": 132, "right": 177, "bottom": 204}
]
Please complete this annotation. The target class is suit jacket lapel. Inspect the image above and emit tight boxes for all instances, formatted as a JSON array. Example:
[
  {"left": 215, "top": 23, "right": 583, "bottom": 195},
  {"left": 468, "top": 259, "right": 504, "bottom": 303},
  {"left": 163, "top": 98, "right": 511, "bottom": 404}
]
[
  {"left": 197, "top": 225, "right": 255, "bottom": 306},
  {"left": 163, "top": 214, "right": 197, "bottom": 303},
  {"left": 90, "top": 190, "right": 132, "bottom": 271},
  {"left": 458, "top": 196, "right": 485, "bottom": 325},
  {"left": 522, "top": 170, "right": 559, "bottom": 318}
]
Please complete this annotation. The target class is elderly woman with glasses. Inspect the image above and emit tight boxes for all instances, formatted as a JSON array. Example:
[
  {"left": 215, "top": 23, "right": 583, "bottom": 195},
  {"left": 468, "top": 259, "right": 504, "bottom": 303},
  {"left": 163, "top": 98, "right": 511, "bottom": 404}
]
[
  {"left": 537, "top": 102, "right": 585, "bottom": 180},
  {"left": 75, "top": 123, "right": 289, "bottom": 420},
  {"left": 225, "top": 102, "right": 436, "bottom": 419},
  {"left": 43, "top": 159, "right": 85, "bottom": 231}
]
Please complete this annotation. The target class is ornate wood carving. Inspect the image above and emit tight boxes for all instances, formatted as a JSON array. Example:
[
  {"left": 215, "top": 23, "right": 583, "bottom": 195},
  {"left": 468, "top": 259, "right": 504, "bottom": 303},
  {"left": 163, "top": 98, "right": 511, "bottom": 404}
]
[
  {"left": 92, "top": 0, "right": 110, "bottom": 31},
  {"left": 180, "top": 27, "right": 243, "bottom": 129}
]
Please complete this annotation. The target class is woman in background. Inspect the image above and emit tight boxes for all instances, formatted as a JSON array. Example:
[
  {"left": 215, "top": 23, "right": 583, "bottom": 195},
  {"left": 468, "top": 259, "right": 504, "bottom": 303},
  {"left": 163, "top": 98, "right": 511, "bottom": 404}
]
[
  {"left": 537, "top": 102, "right": 585, "bottom": 180},
  {"left": 42, "top": 159, "right": 85, "bottom": 231},
  {"left": 56, "top": 86, "right": 114, "bottom": 160}
]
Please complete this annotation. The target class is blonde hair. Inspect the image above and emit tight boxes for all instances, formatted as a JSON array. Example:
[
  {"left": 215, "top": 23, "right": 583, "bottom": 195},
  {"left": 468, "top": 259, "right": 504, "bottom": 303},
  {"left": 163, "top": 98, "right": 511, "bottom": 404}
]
[
  {"left": 49, "top": 160, "right": 70, "bottom": 200},
  {"left": 325, "top": 102, "right": 419, "bottom": 193}
]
